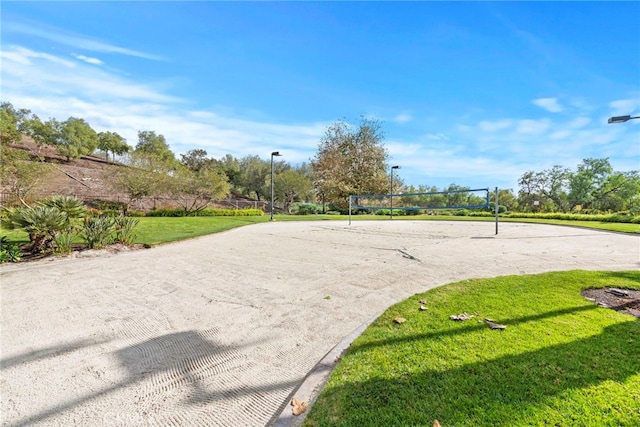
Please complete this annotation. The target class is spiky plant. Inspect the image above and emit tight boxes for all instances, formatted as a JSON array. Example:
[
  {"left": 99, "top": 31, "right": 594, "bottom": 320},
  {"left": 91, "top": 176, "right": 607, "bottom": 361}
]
[{"left": 1, "top": 206, "right": 69, "bottom": 253}]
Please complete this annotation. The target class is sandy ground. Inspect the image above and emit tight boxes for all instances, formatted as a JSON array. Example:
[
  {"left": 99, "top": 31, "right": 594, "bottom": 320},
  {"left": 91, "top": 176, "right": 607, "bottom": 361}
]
[{"left": 1, "top": 221, "right": 639, "bottom": 427}]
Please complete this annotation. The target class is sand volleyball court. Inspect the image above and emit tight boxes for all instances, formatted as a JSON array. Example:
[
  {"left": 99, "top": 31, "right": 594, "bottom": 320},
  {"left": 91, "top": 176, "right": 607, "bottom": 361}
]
[{"left": 1, "top": 221, "right": 638, "bottom": 426}]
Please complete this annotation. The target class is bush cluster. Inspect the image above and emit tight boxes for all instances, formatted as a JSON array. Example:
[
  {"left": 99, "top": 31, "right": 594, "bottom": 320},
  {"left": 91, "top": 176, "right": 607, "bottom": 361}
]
[
  {"left": 504, "top": 212, "right": 640, "bottom": 224},
  {"left": 295, "top": 203, "right": 323, "bottom": 215},
  {"left": 0, "top": 196, "right": 139, "bottom": 259},
  {"left": 145, "top": 208, "right": 264, "bottom": 217}
]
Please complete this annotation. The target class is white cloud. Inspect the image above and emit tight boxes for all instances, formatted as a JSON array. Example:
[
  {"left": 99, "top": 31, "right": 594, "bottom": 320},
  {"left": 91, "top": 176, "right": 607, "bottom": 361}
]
[
  {"left": 609, "top": 98, "right": 639, "bottom": 115},
  {"left": 1, "top": 45, "right": 327, "bottom": 165},
  {"left": 567, "top": 117, "right": 591, "bottom": 129},
  {"left": 425, "top": 133, "right": 448, "bottom": 141},
  {"left": 532, "top": 97, "right": 563, "bottom": 113},
  {"left": 478, "top": 119, "right": 512, "bottom": 132},
  {"left": 516, "top": 118, "right": 551, "bottom": 134},
  {"left": 4, "top": 21, "right": 163, "bottom": 61},
  {"left": 74, "top": 54, "right": 104, "bottom": 65},
  {"left": 393, "top": 113, "right": 413, "bottom": 123},
  {"left": 2, "top": 46, "right": 176, "bottom": 104}
]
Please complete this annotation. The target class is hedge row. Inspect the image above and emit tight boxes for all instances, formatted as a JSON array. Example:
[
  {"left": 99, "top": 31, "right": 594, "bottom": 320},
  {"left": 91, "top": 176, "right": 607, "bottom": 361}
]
[
  {"left": 503, "top": 212, "right": 640, "bottom": 224},
  {"left": 144, "top": 208, "right": 264, "bottom": 217}
]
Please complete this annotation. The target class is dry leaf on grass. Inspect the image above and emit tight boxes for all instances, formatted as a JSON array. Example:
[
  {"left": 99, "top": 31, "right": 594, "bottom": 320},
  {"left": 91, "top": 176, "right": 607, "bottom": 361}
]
[
  {"left": 393, "top": 317, "right": 406, "bottom": 324},
  {"left": 485, "top": 319, "right": 507, "bottom": 330},
  {"left": 449, "top": 312, "right": 474, "bottom": 321}
]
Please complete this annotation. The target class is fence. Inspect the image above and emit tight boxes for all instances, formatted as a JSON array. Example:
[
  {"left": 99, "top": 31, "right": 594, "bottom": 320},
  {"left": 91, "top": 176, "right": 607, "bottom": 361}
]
[{"left": 0, "top": 192, "right": 269, "bottom": 212}]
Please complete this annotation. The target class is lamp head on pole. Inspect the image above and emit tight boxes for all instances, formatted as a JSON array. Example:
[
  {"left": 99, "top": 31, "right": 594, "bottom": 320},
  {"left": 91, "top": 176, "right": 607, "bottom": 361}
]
[
  {"left": 271, "top": 151, "right": 282, "bottom": 157},
  {"left": 391, "top": 165, "right": 400, "bottom": 170},
  {"left": 608, "top": 115, "right": 640, "bottom": 124}
]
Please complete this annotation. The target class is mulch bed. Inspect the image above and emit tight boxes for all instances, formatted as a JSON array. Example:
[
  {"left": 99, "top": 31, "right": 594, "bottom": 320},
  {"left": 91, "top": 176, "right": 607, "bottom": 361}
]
[{"left": 582, "top": 288, "right": 640, "bottom": 319}]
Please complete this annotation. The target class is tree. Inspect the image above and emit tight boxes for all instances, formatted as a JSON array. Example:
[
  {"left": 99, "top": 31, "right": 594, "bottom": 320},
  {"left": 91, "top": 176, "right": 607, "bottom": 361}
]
[
  {"left": 0, "top": 107, "right": 22, "bottom": 145},
  {"left": 0, "top": 148, "right": 53, "bottom": 207},
  {"left": 237, "top": 155, "right": 276, "bottom": 201},
  {"left": 492, "top": 188, "right": 518, "bottom": 212},
  {"left": 0, "top": 102, "right": 32, "bottom": 145},
  {"left": 311, "top": 117, "right": 390, "bottom": 206},
  {"left": 568, "top": 158, "right": 614, "bottom": 210},
  {"left": 42, "top": 117, "right": 99, "bottom": 161},
  {"left": 135, "top": 131, "right": 176, "bottom": 163},
  {"left": 219, "top": 154, "right": 242, "bottom": 192},
  {"left": 537, "top": 165, "right": 571, "bottom": 212},
  {"left": 181, "top": 149, "right": 215, "bottom": 172},
  {"left": 98, "top": 131, "right": 130, "bottom": 162},
  {"left": 274, "top": 168, "right": 313, "bottom": 213},
  {"left": 167, "top": 164, "right": 231, "bottom": 212},
  {"left": 108, "top": 153, "right": 171, "bottom": 213}
]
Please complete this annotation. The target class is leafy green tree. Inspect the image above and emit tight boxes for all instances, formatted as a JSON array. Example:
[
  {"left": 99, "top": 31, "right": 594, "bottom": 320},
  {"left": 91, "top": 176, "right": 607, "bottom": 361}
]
[
  {"left": 219, "top": 154, "right": 242, "bottom": 192},
  {"left": 593, "top": 170, "right": 640, "bottom": 212},
  {"left": 43, "top": 117, "right": 99, "bottom": 161},
  {"left": 0, "top": 108, "right": 22, "bottom": 145},
  {"left": 311, "top": 117, "right": 390, "bottom": 207},
  {"left": 491, "top": 188, "right": 517, "bottom": 212},
  {"left": 98, "top": 131, "right": 130, "bottom": 162},
  {"left": 0, "top": 102, "right": 33, "bottom": 144},
  {"left": 568, "top": 158, "right": 614, "bottom": 210},
  {"left": 274, "top": 168, "right": 313, "bottom": 213},
  {"left": 180, "top": 149, "right": 217, "bottom": 172},
  {"left": 237, "top": 155, "right": 281, "bottom": 201},
  {"left": 135, "top": 131, "right": 176, "bottom": 163},
  {"left": 537, "top": 165, "right": 571, "bottom": 212}
]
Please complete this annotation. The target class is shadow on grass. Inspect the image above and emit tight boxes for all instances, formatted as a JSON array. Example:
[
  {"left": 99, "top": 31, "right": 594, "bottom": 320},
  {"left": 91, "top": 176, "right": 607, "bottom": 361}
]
[
  {"left": 313, "top": 321, "right": 640, "bottom": 426},
  {"left": 350, "top": 304, "right": 598, "bottom": 354}
]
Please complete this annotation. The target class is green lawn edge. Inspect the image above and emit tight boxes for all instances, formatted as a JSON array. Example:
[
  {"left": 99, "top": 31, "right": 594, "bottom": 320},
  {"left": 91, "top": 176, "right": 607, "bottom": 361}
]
[
  {"left": 303, "top": 270, "right": 640, "bottom": 427},
  {"left": 1, "top": 215, "right": 638, "bottom": 246}
]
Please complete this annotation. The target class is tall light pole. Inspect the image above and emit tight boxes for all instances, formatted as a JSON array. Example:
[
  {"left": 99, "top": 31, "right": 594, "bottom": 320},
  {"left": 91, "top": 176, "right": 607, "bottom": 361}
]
[
  {"left": 608, "top": 115, "right": 640, "bottom": 124},
  {"left": 270, "top": 151, "right": 282, "bottom": 221},
  {"left": 390, "top": 165, "right": 400, "bottom": 219}
]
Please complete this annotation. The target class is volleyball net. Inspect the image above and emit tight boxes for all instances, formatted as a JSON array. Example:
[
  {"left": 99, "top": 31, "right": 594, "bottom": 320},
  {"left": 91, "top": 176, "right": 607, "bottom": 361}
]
[{"left": 349, "top": 187, "right": 491, "bottom": 216}]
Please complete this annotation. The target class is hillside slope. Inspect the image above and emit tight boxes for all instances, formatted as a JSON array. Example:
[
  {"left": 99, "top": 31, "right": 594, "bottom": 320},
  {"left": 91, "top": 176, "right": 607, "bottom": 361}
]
[{"left": 2, "top": 136, "right": 262, "bottom": 211}]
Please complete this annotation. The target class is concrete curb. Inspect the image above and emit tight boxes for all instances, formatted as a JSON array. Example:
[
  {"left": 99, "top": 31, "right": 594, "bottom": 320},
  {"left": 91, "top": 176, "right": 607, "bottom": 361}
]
[{"left": 270, "top": 311, "right": 383, "bottom": 427}]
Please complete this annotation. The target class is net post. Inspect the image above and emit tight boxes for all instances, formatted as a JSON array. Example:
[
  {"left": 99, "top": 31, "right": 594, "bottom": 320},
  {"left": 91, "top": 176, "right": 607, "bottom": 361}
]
[
  {"left": 348, "top": 195, "right": 352, "bottom": 225},
  {"left": 495, "top": 187, "right": 499, "bottom": 235}
]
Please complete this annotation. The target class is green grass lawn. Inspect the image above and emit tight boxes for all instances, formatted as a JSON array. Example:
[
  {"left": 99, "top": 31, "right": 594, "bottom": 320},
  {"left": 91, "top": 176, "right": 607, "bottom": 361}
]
[{"left": 303, "top": 270, "right": 640, "bottom": 427}]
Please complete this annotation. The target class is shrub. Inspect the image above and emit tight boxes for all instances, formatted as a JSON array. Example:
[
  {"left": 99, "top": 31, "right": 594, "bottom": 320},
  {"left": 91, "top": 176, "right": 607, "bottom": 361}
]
[
  {"left": 1, "top": 206, "right": 68, "bottom": 253},
  {"left": 145, "top": 208, "right": 263, "bottom": 217},
  {"left": 40, "top": 195, "right": 88, "bottom": 222},
  {"left": 113, "top": 216, "right": 138, "bottom": 245},
  {"left": 296, "top": 203, "right": 322, "bottom": 215},
  {"left": 54, "top": 231, "right": 76, "bottom": 256},
  {"left": 0, "top": 236, "right": 22, "bottom": 263},
  {"left": 89, "top": 199, "right": 128, "bottom": 212},
  {"left": 82, "top": 216, "right": 115, "bottom": 249}
]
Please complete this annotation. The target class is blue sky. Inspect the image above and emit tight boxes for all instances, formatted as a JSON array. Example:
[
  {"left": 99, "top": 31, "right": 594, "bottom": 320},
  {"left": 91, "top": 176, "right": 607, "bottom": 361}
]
[{"left": 2, "top": 1, "right": 639, "bottom": 191}]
